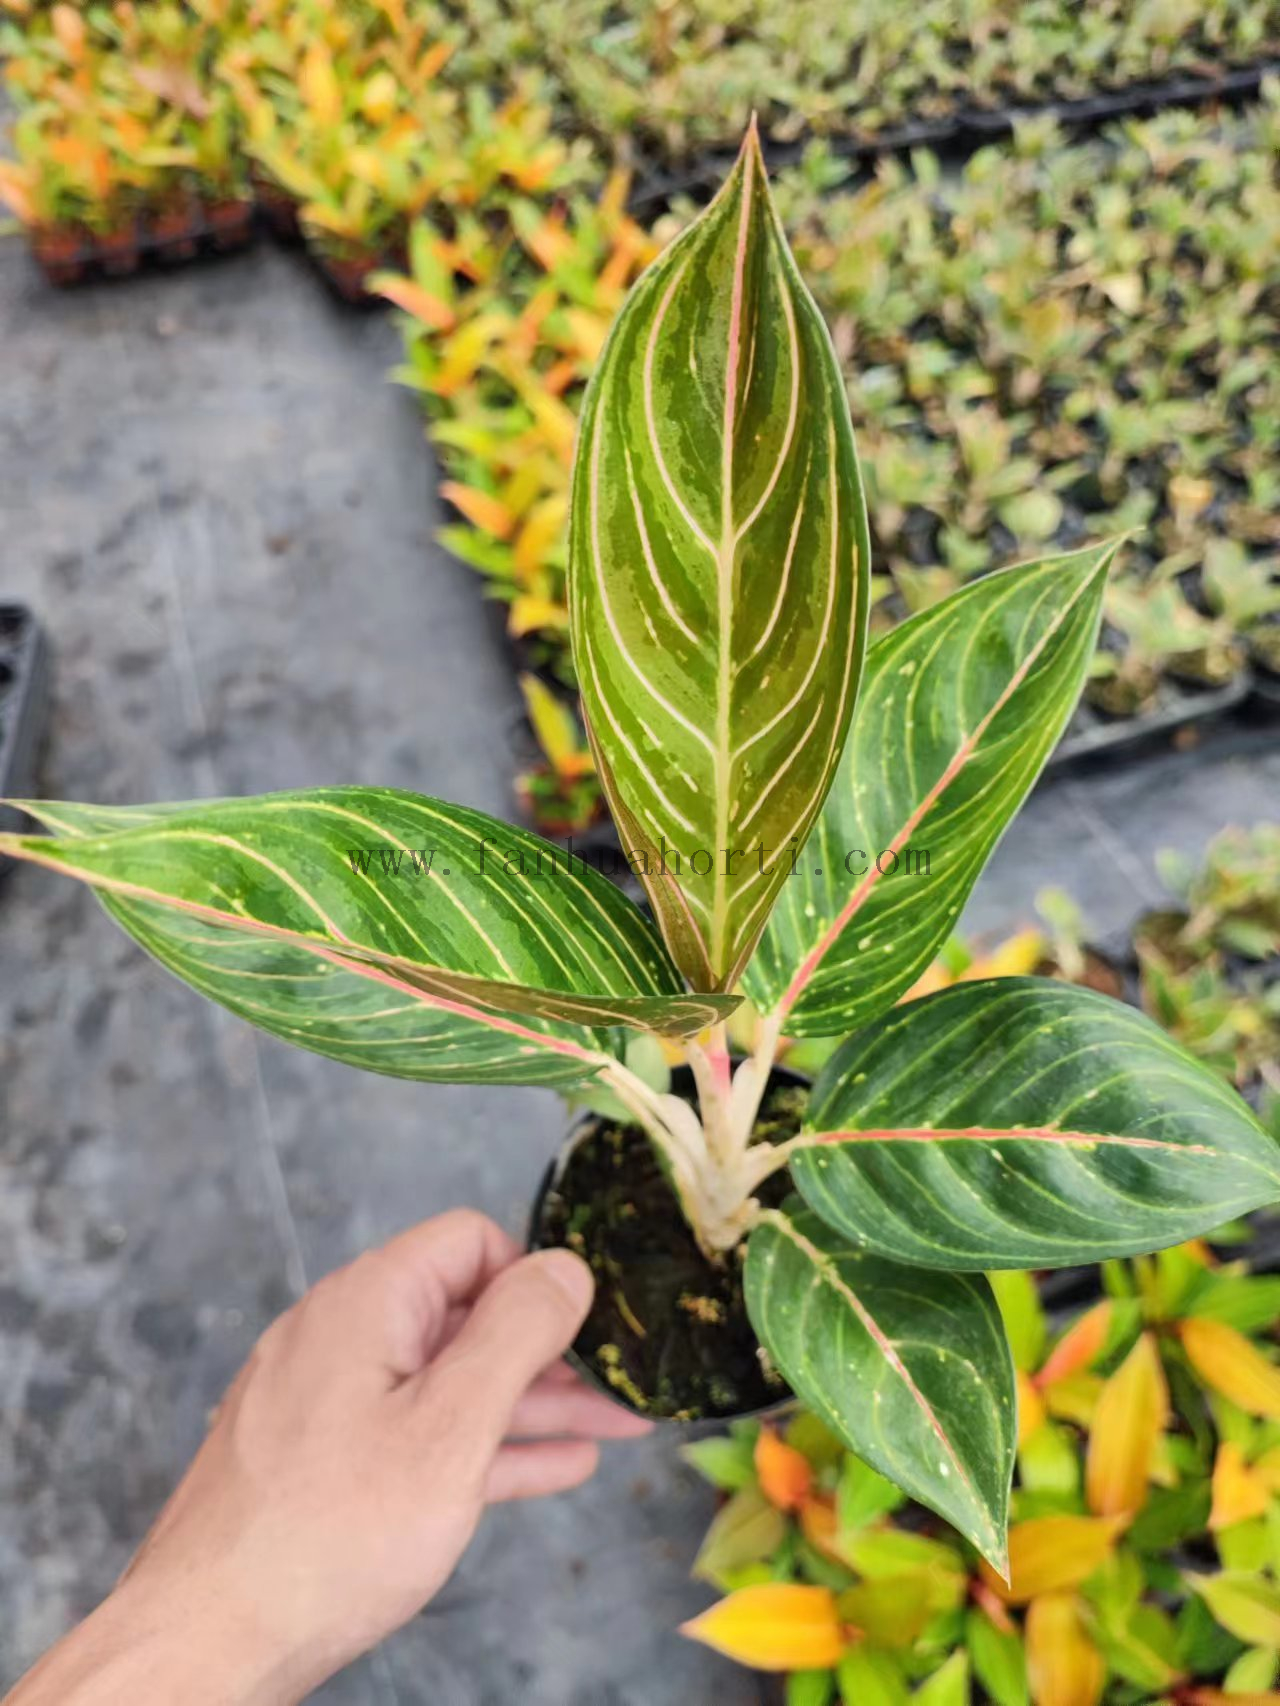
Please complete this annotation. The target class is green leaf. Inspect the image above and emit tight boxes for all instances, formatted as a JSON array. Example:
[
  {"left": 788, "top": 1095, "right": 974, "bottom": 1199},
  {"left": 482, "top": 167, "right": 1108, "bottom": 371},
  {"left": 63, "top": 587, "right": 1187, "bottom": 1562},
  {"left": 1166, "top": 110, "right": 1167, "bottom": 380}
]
[
  {"left": 744, "top": 543, "right": 1114, "bottom": 1035},
  {"left": 836, "top": 1646, "right": 909, "bottom": 1706},
  {"left": 965, "top": 1608, "right": 1028, "bottom": 1706},
  {"left": 1224, "top": 1647, "right": 1280, "bottom": 1693},
  {"left": 787, "top": 1670, "right": 836, "bottom": 1706},
  {"left": 1176, "top": 1593, "right": 1246, "bottom": 1674},
  {"left": 680, "top": 1434, "right": 757, "bottom": 1493},
  {"left": 1126, "top": 1480, "right": 1211, "bottom": 1552},
  {"left": 1185, "top": 1275, "right": 1280, "bottom": 1334},
  {"left": 914, "top": 1651, "right": 970, "bottom": 1706},
  {"left": 568, "top": 124, "right": 870, "bottom": 993},
  {"left": 790, "top": 980, "right": 1280, "bottom": 1270},
  {"left": 837, "top": 1452, "right": 907, "bottom": 1531},
  {"left": 1018, "top": 1421, "right": 1079, "bottom": 1499},
  {"left": 691, "top": 1483, "right": 788, "bottom": 1589},
  {"left": 0, "top": 790, "right": 738, "bottom": 1089},
  {"left": 745, "top": 1205, "right": 1015, "bottom": 1571},
  {"left": 1186, "top": 1572, "right": 1280, "bottom": 1647},
  {"left": 1093, "top": 1603, "right": 1181, "bottom": 1693},
  {"left": 988, "top": 1270, "right": 1047, "bottom": 1372}
]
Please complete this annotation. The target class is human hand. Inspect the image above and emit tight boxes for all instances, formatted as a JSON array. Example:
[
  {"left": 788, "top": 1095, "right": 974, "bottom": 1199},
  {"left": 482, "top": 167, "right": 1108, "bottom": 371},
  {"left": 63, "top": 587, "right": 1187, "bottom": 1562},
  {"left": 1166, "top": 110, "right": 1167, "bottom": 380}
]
[{"left": 7, "top": 1211, "right": 648, "bottom": 1706}]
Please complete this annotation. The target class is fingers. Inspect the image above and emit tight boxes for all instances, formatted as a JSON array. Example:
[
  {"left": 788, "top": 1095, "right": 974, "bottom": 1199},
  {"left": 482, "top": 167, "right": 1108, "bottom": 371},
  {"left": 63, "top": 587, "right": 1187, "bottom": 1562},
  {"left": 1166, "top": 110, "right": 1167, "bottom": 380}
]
[
  {"left": 413, "top": 1249, "right": 594, "bottom": 1452},
  {"left": 506, "top": 1372, "right": 653, "bottom": 1441},
  {"left": 484, "top": 1440, "right": 600, "bottom": 1503},
  {"left": 292, "top": 1211, "right": 523, "bottom": 1383}
]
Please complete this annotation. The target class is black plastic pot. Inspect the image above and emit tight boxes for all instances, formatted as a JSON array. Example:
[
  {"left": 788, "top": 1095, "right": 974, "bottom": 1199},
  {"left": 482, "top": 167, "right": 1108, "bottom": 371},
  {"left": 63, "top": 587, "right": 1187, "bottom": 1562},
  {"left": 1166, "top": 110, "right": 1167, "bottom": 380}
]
[
  {"left": 529, "top": 1060, "right": 810, "bottom": 1423},
  {"left": 0, "top": 605, "right": 51, "bottom": 878}
]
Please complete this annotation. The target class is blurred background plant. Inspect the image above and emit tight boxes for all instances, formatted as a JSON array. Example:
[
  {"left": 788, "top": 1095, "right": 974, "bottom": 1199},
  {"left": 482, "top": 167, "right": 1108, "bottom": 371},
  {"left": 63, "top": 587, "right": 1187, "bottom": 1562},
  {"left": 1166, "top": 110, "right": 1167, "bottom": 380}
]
[
  {"left": 410, "top": 0, "right": 1280, "bottom": 161},
  {"left": 377, "top": 173, "right": 655, "bottom": 712},
  {"left": 3, "top": 4, "right": 1279, "bottom": 798},
  {"left": 0, "top": 0, "right": 249, "bottom": 268},
  {"left": 679, "top": 1227, "right": 1280, "bottom": 1706},
  {"left": 220, "top": 0, "right": 594, "bottom": 289}
]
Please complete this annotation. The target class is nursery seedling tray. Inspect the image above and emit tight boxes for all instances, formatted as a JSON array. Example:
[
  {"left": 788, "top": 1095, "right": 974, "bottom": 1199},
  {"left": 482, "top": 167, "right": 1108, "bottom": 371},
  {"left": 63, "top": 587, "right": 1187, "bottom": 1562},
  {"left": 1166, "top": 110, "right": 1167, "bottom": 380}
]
[
  {"left": 1249, "top": 662, "right": 1280, "bottom": 711},
  {"left": 1047, "top": 675, "right": 1255, "bottom": 776},
  {"left": 32, "top": 200, "right": 256, "bottom": 288},
  {"left": 0, "top": 605, "right": 51, "bottom": 878},
  {"left": 628, "top": 57, "right": 1280, "bottom": 215}
]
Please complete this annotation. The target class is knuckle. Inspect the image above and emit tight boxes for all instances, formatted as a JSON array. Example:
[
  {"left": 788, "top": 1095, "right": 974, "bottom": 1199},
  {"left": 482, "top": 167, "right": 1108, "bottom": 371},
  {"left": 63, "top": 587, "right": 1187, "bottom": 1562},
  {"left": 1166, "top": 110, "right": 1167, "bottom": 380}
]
[{"left": 437, "top": 1206, "right": 499, "bottom": 1244}]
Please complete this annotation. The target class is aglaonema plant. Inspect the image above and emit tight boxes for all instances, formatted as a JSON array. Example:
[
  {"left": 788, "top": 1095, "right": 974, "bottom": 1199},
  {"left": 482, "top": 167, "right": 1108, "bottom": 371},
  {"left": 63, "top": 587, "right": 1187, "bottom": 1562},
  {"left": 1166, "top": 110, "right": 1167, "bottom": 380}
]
[{"left": 3, "top": 126, "right": 1278, "bottom": 1576}]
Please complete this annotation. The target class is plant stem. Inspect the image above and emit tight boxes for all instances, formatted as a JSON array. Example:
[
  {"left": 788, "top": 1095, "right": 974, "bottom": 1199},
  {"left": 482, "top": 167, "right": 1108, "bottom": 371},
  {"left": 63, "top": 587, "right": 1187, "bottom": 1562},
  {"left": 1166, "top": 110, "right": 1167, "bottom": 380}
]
[
  {"left": 598, "top": 1058, "right": 697, "bottom": 1173},
  {"left": 600, "top": 1010, "right": 792, "bottom": 1259},
  {"left": 685, "top": 1029, "right": 734, "bottom": 1167}
]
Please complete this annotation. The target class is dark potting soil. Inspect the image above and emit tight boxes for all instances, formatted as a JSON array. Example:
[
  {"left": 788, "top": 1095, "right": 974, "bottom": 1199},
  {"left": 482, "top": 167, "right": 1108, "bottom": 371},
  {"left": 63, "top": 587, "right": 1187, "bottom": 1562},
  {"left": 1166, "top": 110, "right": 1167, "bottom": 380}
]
[{"left": 533, "top": 1081, "right": 808, "bottom": 1421}]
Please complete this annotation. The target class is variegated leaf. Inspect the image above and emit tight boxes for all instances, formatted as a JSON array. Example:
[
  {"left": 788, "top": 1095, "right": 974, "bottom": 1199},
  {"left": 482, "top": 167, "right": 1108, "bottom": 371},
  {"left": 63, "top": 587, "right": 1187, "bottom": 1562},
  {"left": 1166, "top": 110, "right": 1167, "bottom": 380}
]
[
  {"left": 569, "top": 123, "right": 870, "bottom": 993},
  {"left": 791, "top": 980, "right": 1280, "bottom": 1270},
  {"left": 0, "top": 789, "right": 739, "bottom": 1088},
  {"left": 745, "top": 1203, "right": 1015, "bottom": 1572},
  {"left": 745, "top": 543, "right": 1115, "bottom": 1034}
]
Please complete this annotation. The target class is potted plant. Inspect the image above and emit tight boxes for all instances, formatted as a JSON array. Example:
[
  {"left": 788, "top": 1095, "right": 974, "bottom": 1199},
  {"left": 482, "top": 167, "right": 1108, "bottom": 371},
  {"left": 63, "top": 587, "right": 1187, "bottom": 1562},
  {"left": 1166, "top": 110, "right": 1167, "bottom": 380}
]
[{"left": 2, "top": 132, "right": 1277, "bottom": 1573}]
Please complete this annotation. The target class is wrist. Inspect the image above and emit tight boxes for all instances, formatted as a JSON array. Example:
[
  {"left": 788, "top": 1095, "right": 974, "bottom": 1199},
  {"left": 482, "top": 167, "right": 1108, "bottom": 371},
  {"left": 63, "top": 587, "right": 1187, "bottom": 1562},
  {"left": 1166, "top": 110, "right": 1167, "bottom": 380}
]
[{"left": 6, "top": 1572, "right": 306, "bottom": 1706}]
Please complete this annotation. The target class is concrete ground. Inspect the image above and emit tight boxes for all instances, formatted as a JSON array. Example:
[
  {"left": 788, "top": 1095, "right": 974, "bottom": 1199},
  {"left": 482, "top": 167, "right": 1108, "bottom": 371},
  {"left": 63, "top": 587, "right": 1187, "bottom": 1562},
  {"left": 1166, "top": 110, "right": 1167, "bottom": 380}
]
[{"left": 1, "top": 229, "right": 1276, "bottom": 1704}]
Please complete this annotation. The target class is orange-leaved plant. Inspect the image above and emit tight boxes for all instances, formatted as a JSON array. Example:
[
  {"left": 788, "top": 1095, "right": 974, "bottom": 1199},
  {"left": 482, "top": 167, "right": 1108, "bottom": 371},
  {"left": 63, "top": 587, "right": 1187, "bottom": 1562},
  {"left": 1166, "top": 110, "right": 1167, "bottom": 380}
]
[{"left": 682, "top": 1242, "right": 1280, "bottom": 1703}]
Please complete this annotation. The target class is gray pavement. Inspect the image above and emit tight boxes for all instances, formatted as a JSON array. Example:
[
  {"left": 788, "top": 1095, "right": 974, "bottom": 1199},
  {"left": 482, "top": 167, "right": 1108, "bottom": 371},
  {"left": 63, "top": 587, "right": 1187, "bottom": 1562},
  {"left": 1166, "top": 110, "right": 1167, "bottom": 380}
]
[{"left": 0, "top": 230, "right": 1275, "bottom": 1703}]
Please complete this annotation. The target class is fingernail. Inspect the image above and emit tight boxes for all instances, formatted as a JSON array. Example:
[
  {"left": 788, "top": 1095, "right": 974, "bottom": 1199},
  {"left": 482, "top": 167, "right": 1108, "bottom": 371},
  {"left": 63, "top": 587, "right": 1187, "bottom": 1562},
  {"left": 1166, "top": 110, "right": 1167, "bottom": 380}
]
[{"left": 536, "top": 1249, "right": 594, "bottom": 1314}]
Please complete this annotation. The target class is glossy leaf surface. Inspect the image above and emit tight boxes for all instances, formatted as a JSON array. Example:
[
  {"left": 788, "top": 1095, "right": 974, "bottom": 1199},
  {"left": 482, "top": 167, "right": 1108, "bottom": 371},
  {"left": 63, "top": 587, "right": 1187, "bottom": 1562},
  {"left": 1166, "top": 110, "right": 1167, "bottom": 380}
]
[
  {"left": 792, "top": 980, "right": 1280, "bottom": 1270},
  {"left": 569, "top": 125, "right": 869, "bottom": 991},
  {"left": 0, "top": 791, "right": 737, "bottom": 1087},
  {"left": 745, "top": 1204, "right": 1015, "bottom": 1571},
  {"left": 746, "top": 544, "right": 1114, "bottom": 1033}
]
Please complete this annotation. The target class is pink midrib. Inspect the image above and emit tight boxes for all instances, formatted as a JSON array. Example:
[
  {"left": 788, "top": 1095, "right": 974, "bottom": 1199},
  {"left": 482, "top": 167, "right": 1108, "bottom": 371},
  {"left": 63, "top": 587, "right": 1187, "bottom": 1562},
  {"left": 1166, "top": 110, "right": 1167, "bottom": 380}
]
[
  {"left": 765, "top": 1209, "right": 985, "bottom": 1522},
  {"left": 804, "top": 1125, "right": 1214, "bottom": 1154},
  {"left": 7, "top": 845, "right": 605, "bottom": 1066},
  {"left": 776, "top": 565, "right": 1101, "bottom": 1021}
]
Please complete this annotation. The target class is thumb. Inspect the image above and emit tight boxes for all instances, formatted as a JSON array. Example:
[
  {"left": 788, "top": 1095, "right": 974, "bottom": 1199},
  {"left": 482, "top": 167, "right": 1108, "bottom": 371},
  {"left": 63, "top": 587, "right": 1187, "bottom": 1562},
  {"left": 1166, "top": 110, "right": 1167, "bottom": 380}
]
[{"left": 415, "top": 1248, "right": 594, "bottom": 1448}]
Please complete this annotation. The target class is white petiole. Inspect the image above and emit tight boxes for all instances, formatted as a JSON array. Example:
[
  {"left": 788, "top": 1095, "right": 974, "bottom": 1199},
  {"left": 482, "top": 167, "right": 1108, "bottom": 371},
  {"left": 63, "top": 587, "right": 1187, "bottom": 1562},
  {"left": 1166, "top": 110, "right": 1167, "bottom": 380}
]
[{"left": 598, "top": 1012, "right": 790, "bottom": 1259}]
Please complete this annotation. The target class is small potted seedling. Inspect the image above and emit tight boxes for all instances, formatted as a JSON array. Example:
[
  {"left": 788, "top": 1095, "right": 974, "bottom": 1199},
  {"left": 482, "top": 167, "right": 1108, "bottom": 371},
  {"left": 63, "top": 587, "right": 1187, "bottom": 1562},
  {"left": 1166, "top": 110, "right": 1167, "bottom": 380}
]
[{"left": 3, "top": 133, "right": 1278, "bottom": 1572}]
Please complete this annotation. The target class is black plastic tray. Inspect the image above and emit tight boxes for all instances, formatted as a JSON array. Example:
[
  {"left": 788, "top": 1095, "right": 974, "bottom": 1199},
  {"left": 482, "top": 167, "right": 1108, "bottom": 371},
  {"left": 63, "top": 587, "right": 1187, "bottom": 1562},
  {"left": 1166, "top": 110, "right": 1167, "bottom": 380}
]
[
  {"left": 1047, "top": 674, "right": 1258, "bottom": 776},
  {"left": 628, "top": 57, "right": 1280, "bottom": 216},
  {"left": 0, "top": 605, "right": 51, "bottom": 877},
  {"left": 30, "top": 201, "right": 256, "bottom": 287}
]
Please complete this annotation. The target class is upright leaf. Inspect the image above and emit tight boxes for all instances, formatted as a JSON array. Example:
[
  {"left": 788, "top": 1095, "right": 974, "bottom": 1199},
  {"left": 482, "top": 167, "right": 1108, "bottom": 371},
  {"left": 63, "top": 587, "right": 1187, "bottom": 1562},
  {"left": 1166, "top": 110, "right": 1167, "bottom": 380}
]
[
  {"left": 1210, "top": 1442, "right": 1270, "bottom": 1531},
  {"left": 0, "top": 790, "right": 737, "bottom": 1088},
  {"left": 790, "top": 980, "right": 1280, "bottom": 1270},
  {"left": 1085, "top": 1333, "right": 1168, "bottom": 1518},
  {"left": 745, "top": 1204, "right": 1015, "bottom": 1571},
  {"left": 569, "top": 124, "right": 869, "bottom": 991},
  {"left": 1025, "top": 1594, "right": 1105, "bottom": 1706},
  {"left": 966, "top": 1609, "right": 1029, "bottom": 1706},
  {"left": 836, "top": 1646, "right": 911, "bottom": 1706},
  {"left": 745, "top": 544, "right": 1114, "bottom": 1033},
  {"left": 915, "top": 1652, "right": 971, "bottom": 1706}
]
